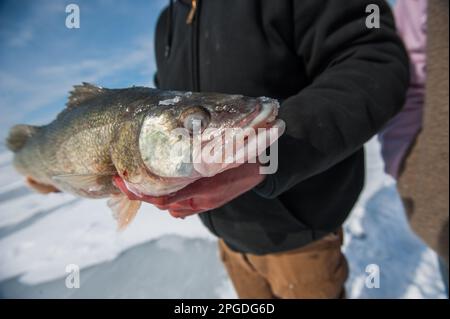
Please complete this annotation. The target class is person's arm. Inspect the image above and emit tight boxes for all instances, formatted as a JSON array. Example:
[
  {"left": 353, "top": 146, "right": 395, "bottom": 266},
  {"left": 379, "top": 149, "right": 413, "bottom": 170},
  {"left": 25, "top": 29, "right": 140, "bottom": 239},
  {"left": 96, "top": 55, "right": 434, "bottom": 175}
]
[
  {"left": 254, "top": 0, "right": 410, "bottom": 198},
  {"left": 378, "top": 0, "right": 427, "bottom": 179}
]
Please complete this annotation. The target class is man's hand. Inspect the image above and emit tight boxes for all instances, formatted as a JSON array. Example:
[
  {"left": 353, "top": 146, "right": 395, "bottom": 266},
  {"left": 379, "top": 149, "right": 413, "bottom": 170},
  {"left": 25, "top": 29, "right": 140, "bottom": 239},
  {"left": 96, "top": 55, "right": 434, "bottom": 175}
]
[{"left": 114, "top": 162, "right": 265, "bottom": 218}]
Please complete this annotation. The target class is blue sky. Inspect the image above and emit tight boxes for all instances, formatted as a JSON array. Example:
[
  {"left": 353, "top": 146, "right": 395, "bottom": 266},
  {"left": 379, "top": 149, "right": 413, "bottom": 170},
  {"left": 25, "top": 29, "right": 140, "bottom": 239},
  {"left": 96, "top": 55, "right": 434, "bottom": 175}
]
[{"left": 0, "top": 0, "right": 167, "bottom": 150}]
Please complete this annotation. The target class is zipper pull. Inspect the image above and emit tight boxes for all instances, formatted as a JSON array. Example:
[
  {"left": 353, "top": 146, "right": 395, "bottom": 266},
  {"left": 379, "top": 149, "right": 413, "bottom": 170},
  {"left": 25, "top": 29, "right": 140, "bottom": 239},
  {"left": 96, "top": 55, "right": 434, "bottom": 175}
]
[{"left": 186, "top": 0, "right": 197, "bottom": 24}]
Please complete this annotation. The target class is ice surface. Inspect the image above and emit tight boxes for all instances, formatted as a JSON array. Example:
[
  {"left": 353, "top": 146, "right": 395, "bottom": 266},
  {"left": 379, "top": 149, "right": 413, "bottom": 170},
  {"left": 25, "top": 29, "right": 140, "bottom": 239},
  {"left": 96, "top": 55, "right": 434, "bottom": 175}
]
[
  {"left": 0, "top": 138, "right": 446, "bottom": 298},
  {"left": 0, "top": 235, "right": 235, "bottom": 299}
]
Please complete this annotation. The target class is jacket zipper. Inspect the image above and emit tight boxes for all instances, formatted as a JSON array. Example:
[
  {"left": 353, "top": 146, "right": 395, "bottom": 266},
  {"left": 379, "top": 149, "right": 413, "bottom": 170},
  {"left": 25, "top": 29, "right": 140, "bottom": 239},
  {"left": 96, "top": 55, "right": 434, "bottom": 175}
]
[
  {"left": 189, "top": 0, "right": 200, "bottom": 91},
  {"left": 186, "top": 0, "right": 197, "bottom": 24}
]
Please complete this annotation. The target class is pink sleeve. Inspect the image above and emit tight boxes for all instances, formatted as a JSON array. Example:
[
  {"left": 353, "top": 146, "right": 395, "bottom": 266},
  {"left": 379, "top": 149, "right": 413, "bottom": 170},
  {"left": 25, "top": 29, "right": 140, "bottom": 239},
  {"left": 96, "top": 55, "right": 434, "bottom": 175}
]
[{"left": 379, "top": 0, "right": 427, "bottom": 179}]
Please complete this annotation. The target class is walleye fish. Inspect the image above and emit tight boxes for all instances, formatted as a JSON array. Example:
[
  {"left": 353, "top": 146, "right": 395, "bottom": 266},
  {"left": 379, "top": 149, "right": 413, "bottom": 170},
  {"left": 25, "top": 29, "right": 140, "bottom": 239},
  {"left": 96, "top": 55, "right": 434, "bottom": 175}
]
[{"left": 6, "top": 83, "right": 285, "bottom": 229}]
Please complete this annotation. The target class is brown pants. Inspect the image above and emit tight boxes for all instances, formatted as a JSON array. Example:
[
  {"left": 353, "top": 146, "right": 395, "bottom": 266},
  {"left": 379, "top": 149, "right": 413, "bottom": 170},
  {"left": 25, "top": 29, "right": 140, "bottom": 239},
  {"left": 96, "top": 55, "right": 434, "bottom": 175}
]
[{"left": 218, "top": 230, "right": 348, "bottom": 299}]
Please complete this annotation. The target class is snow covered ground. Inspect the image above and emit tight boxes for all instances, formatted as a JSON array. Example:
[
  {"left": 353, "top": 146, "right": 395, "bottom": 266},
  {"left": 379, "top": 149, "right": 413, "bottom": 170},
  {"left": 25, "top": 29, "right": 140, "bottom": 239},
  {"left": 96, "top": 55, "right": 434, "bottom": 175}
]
[{"left": 0, "top": 138, "right": 446, "bottom": 299}]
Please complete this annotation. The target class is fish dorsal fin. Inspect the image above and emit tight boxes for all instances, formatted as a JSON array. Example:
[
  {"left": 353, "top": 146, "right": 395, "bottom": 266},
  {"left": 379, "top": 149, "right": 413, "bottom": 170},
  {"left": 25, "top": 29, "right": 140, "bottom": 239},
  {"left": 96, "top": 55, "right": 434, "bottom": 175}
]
[
  {"left": 66, "top": 82, "right": 107, "bottom": 108},
  {"left": 107, "top": 194, "right": 142, "bottom": 230}
]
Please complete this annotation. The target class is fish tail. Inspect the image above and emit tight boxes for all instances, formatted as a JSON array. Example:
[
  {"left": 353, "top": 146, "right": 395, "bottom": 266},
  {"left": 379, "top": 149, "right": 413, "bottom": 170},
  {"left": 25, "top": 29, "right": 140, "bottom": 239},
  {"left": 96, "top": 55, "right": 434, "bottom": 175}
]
[{"left": 6, "top": 124, "right": 39, "bottom": 152}]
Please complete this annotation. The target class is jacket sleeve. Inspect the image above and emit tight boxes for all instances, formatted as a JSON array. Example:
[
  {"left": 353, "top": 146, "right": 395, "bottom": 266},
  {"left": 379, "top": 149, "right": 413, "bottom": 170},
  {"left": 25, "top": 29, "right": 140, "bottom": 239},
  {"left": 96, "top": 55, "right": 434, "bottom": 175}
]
[
  {"left": 378, "top": 0, "right": 427, "bottom": 179},
  {"left": 254, "top": 0, "right": 410, "bottom": 198}
]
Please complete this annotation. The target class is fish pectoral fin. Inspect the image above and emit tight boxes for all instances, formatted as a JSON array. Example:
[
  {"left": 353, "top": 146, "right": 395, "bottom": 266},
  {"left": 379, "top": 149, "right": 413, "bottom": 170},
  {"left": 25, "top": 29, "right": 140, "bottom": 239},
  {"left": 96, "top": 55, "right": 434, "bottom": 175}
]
[
  {"left": 52, "top": 173, "right": 115, "bottom": 189},
  {"left": 107, "top": 194, "right": 142, "bottom": 230},
  {"left": 26, "top": 176, "right": 61, "bottom": 194}
]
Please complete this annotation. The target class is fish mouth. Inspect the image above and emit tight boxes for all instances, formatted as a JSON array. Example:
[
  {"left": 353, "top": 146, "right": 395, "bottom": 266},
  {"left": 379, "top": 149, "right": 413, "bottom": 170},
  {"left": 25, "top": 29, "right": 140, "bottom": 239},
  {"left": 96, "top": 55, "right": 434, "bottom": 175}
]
[
  {"left": 240, "top": 97, "right": 282, "bottom": 130},
  {"left": 193, "top": 97, "right": 286, "bottom": 177},
  {"left": 234, "top": 97, "right": 286, "bottom": 144}
]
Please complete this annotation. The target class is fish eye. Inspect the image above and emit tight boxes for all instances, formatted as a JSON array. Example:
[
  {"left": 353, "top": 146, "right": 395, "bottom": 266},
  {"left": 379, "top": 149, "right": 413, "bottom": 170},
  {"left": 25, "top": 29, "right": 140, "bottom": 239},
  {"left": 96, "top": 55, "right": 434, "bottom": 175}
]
[{"left": 181, "top": 107, "right": 210, "bottom": 134}]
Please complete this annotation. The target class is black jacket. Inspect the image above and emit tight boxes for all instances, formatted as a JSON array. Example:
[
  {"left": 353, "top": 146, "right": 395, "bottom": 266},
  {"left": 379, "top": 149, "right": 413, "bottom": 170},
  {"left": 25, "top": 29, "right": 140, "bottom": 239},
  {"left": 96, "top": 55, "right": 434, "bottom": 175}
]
[{"left": 154, "top": 0, "right": 409, "bottom": 254}]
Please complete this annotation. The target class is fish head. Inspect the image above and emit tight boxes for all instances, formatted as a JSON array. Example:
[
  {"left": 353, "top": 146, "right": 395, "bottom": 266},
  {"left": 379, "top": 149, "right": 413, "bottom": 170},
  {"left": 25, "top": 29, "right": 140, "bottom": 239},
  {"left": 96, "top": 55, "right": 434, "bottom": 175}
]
[{"left": 136, "top": 91, "right": 285, "bottom": 195}]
